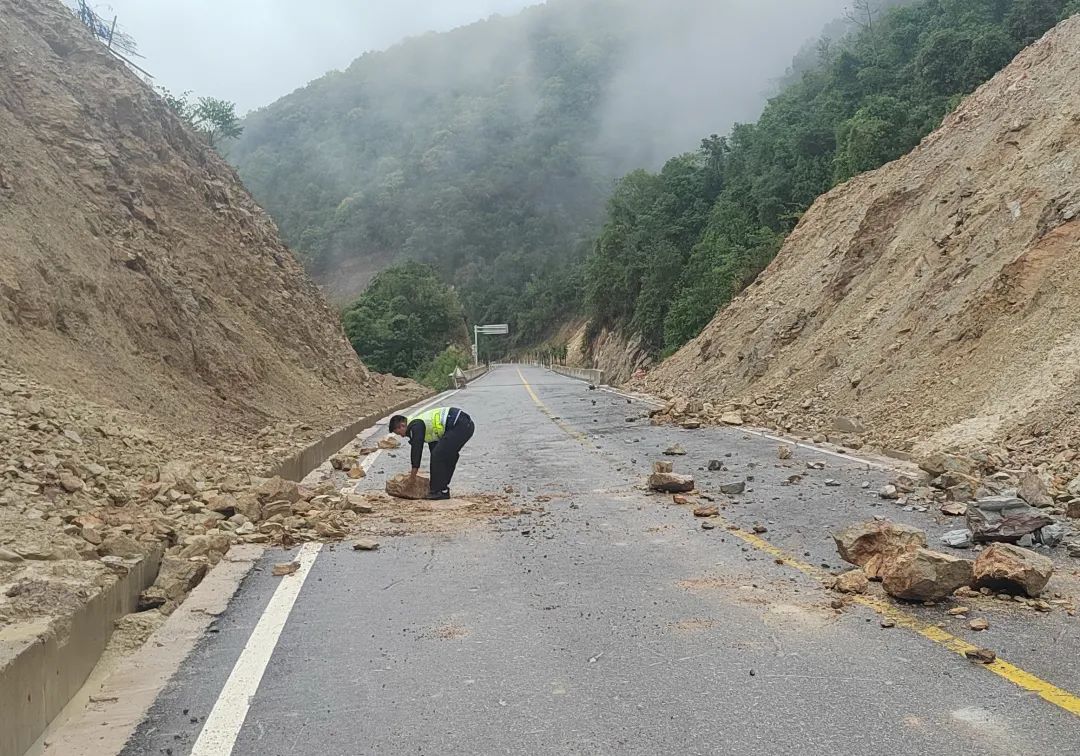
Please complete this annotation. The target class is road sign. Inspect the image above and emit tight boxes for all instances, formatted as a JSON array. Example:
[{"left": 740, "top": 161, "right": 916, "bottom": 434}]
[{"left": 473, "top": 324, "right": 509, "bottom": 366}]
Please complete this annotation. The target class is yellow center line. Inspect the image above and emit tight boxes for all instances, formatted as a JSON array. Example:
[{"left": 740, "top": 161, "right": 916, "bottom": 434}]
[
  {"left": 718, "top": 515, "right": 1080, "bottom": 717},
  {"left": 516, "top": 367, "right": 1080, "bottom": 718},
  {"left": 516, "top": 367, "right": 593, "bottom": 446}
]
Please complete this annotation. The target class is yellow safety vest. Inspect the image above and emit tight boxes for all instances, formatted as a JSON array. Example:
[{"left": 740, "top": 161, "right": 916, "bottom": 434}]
[{"left": 409, "top": 407, "right": 449, "bottom": 443}]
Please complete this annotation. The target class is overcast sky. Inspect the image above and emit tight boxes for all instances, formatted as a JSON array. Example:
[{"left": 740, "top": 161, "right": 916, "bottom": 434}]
[{"left": 86, "top": 0, "right": 539, "bottom": 112}]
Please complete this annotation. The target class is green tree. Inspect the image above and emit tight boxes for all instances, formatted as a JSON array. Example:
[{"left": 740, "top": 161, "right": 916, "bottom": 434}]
[
  {"left": 158, "top": 87, "right": 194, "bottom": 124},
  {"left": 341, "top": 263, "right": 468, "bottom": 379},
  {"left": 193, "top": 97, "right": 244, "bottom": 147}
]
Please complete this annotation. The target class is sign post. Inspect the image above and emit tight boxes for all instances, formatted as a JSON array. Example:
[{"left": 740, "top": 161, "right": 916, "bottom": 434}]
[{"left": 473, "top": 324, "right": 509, "bottom": 366}]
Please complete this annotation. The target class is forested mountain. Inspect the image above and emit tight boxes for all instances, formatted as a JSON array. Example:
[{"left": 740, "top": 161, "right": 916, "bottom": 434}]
[
  {"left": 584, "top": 0, "right": 1080, "bottom": 358},
  {"left": 229, "top": 0, "right": 850, "bottom": 346}
]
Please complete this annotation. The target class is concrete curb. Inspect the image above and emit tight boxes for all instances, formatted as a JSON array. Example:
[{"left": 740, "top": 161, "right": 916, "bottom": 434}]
[
  {"left": 265, "top": 393, "right": 435, "bottom": 482},
  {"left": 36, "top": 546, "right": 263, "bottom": 756},
  {"left": 0, "top": 545, "right": 164, "bottom": 756},
  {"left": 268, "top": 367, "right": 492, "bottom": 483}
]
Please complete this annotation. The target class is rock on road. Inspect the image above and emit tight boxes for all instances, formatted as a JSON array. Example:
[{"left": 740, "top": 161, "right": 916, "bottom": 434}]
[{"left": 119, "top": 366, "right": 1080, "bottom": 755}]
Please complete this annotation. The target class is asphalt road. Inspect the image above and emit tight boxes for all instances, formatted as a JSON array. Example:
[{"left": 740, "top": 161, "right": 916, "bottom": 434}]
[{"left": 123, "top": 365, "right": 1080, "bottom": 755}]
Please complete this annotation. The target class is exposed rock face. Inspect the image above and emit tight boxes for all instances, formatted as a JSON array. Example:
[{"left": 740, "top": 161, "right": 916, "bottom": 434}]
[
  {"left": 881, "top": 548, "right": 974, "bottom": 602},
  {"left": 972, "top": 543, "right": 1053, "bottom": 597},
  {"left": 834, "top": 521, "right": 927, "bottom": 579},
  {"left": 640, "top": 18, "right": 1080, "bottom": 473}
]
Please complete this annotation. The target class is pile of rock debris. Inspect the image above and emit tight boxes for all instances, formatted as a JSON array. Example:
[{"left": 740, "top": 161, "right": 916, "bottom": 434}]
[{"left": 832, "top": 520, "right": 1057, "bottom": 610}]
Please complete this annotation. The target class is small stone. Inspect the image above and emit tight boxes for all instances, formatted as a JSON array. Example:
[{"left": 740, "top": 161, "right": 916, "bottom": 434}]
[
  {"left": 880, "top": 618, "right": 895, "bottom": 628},
  {"left": 378, "top": 435, "right": 401, "bottom": 450},
  {"left": 969, "top": 618, "right": 989, "bottom": 631},
  {"left": 829, "top": 598, "right": 844, "bottom": 610},
  {"left": 941, "top": 502, "right": 968, "bottom": 517},
  {"left": 347, "top": 466, "right": 367, "bottom": 480},
  {"left": 272, "top": 562, "right": 300, "bottom": 577},
  {"left": 701, "top": 521, "right": 718, "bottom": 530},
  {"left": 778, "top": 446, "right": 793, "bottom": 460},
  {"left": 879, "top": 485, "right": 899, "bottom": 500},
  {"left": 672, "top": 495, "right": 690, "bottom": 505},
  {"left": 693, "top": 505, "right": 719, "bottom": 518},
  {"left": 0, "top": 547, "right": 24, "bottom": 563},
  {"left": 833, "top": 569, "right": 869, "bottom": 594},
  {"left": 99, "top": 533, "right": 146, "bottom": 559},
  {"left": 352, "top": 539, "right": 380, "bottom": 551},
  {"left": 965, "top": 648, "right": 996, "bottom": 664},
  {"left": 59, "top": 471, "right": 84, "bottom": 493},
  {"left": 663, "top": 444, "right": 687, "bottom": 456},
  {"left": 940, "top": 529, "right": 974, "bottom": 549},
  {"left": 648, "top": 472, "right": 695, "bottom": 494},
  {"left": 719, "top": 481, "right": 746, "bottom": 495},
  {"left": 707, "top": 460, "right": 723, "bottom": 472},
  {"left": 752, "top": 524, "right": 768, "bottom": 534},
  {"left": 680, "top": 420, "right": 701, "bottom": 430},
  {"left": 947, "top": 607, "right": 969, "bottom": 616},
  {"left": 825, "top": 479, "right": 842, "bottom": 487},
  {"left": 720, "top": 412, "right": 744, "bottom": 426},
  {"left": 653, "top": 461, "right": 674, "bottom": 474}
]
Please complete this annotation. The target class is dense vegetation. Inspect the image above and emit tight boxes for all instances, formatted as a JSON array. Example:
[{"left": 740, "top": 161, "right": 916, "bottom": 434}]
[
  {"left": 583, "top": 0, "right": 1080, "bottom": 357},
  {"left": 341, "top": 264, "right": 470, "bottom": 387},
  {"left": 231, "top": 0, "right": 637, "bottom": 346}
]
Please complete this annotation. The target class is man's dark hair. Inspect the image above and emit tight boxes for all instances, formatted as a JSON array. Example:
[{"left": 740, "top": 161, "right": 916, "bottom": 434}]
[{"left": 388, "top": 415, "right": 408, "bottom": 434}]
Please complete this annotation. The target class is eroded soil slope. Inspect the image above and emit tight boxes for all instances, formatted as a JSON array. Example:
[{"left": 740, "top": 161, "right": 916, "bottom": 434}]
[
  {"left": 644, "top": 17, "right": 1080, "bottom": 468},
  {"left": 0, "top": 0, "right": 422, "bottom": 632}
]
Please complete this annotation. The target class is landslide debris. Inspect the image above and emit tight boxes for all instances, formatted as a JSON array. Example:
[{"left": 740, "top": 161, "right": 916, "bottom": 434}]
[
  {"left": 0, "top": 0, "right": 423, "bottom": 632},
  {"left": 639, "top": 17, "right": 1080, "bottom": 492}
]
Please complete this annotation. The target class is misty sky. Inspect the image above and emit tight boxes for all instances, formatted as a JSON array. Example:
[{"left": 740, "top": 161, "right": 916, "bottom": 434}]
[{"left": 84, "top": 0, "right": 540, "bottom": 112}]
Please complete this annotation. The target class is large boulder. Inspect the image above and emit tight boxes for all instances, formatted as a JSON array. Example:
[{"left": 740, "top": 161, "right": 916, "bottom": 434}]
[
  {"left": 972, "top": 543, "right": 1053, "bottom": 597},
  {"left": 255, "top": 476, "right": 301, "bottom": 504},
  {"left": 833, "top": 521, "right": 927, "bottom": 579},
  {"left": 386, "top": 473, "right": 431, "bottom": 500},
  {"left": 966, "top": 496, "right": 1053, "bottom": 543},
  {"left": 881, "top": 548, "right": 974, "bottom": 602},
  {"left": 1018, "top": 471, "right": 1055, "bottom": 509},
  {"left": 139, "top": 556, "right": 209, "bottom": 609},
  {"left": 919, "top": 452, "right": 976, "bottom": 478},
  {"left": 648, "top": 472, "right": 695, "bottom": 493}
]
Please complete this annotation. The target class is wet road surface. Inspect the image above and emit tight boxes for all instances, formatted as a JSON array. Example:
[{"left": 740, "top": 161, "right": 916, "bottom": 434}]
[{"left": 122, "top": 365, "right": 1080, "bottom": 755}]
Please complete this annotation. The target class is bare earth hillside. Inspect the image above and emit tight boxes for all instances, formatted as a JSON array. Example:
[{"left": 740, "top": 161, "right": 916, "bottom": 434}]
[
  {"left": 0, "top": 0, "right": 406, "bottom": 434},
  {"left": 0, "top": 0, "right": 421, "bottom": 642},
  {"left": 642, "top": 16, "right": 1080, "bottom": 470}
]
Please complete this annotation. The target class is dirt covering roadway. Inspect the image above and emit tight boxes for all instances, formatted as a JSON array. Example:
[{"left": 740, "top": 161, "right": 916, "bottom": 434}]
[{"left": 83, "top": 366, "right": 1080, "bottom": 756}]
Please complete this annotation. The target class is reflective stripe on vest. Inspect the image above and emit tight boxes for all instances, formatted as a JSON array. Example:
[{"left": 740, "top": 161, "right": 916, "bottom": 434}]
[{"left": 409, "top": 407, "right": 449, "bottom": 443}]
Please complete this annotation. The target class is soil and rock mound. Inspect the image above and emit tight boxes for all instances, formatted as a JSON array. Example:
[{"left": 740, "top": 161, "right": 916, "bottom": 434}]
[
  {"left": 0, "top": 0, "right": 422, "bottom": 633},
  {"left": 640, "top": 17, "right": 1080, "bottom": 484}
]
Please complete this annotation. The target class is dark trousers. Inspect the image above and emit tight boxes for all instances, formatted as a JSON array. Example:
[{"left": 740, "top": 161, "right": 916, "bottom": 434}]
[{"left": 429, "top": 412, "right": 474, "bottom": 495}]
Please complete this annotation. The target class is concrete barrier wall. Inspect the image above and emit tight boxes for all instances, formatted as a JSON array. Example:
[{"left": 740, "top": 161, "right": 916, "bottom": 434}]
[
  {"left": 0, "top": 546, "right": 163, "bottom": 756},
  {"left": 266, "top": 394, "right": 434, "bottom": 482},
  {"left": 550, "top": 365, "right": 605, "bottom": 385},
  {"left": 461, "top": 366, "right": 488, "bottom": 382}
]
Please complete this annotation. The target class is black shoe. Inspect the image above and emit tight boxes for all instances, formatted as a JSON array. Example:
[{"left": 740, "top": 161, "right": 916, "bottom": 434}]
[{"left": 428, "top": 490, "right": 451, "bottom": 500}]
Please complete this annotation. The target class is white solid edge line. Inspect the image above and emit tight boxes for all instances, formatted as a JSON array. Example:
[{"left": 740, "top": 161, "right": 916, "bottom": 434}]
[
  {"left": 189, "top": 542, "right": 323, "bottom": 756},
  {"left": 556, "top": 370, "right": 890, "bottom": 470}
]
